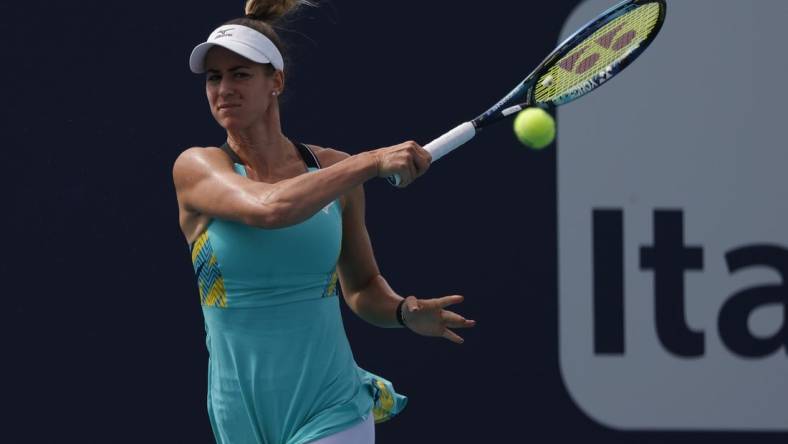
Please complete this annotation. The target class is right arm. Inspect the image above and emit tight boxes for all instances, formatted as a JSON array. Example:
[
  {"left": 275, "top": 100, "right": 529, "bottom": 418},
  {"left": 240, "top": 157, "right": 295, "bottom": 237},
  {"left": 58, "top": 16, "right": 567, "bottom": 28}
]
[{"left": 172, "top": 141, "right": 430, "bottom": 229}]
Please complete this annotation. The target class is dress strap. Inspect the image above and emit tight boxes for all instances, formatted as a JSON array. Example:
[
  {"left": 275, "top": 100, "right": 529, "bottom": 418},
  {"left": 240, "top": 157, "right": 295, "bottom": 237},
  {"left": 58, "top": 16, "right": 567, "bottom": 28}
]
[
  {"left": 296, "top": 143, "right": 321, "bottom": 169},
  {"left": 219, "top": 143, "right": 243, "bottom": 164}
]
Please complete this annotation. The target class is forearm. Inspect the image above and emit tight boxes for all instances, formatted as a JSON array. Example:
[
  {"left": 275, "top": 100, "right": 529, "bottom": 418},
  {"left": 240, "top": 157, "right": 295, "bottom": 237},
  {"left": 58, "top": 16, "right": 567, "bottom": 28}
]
[
  {"left": 345, "top": 274, "right": 404, "bottom": 328},
  {"left": 255, "top": 151, "right": 378, "bottom": 227}
]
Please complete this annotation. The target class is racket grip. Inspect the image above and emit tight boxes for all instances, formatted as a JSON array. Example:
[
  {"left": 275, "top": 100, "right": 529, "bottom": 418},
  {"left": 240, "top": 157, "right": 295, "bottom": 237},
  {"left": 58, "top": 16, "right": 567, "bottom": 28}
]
[{"left": 387, "top": 121, "right": 476, "bottom": 186}]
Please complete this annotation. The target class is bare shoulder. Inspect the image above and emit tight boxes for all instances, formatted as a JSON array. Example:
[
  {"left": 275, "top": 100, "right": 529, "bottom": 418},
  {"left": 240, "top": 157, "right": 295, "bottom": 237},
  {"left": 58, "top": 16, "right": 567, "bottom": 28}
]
[
  {"left": 306, "top": 144, "right": 351, "bottom": 168},
  {"left": 173, "top": 146, "right": 227, "bottom": 170},
  {"left": 173, "top": 146, "right": 232, "bottom": 184}
]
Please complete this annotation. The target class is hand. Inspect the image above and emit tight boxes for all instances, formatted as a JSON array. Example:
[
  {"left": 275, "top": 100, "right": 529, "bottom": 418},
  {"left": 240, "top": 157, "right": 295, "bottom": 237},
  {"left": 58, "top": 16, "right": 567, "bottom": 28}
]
[
  {"left": 400, "top": 295, "right": 475, "bottom": 344},
  {"left": 372, "top": 141, "right": 432, "bottom": 188}
]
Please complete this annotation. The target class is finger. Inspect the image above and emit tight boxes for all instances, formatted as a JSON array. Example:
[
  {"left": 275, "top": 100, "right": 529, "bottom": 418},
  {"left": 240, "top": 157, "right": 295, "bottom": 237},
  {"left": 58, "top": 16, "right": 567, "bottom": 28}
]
[
  {"left": 441, "top": 311, "right": 476, "bottom": 328},
  {"left": 414, "top": 152, "right": 430, "bottom": 177},
  {"left": 412, "top": 146, "right": 430, "bottom": 174},
  {"left": 404, "top": 144, "right": 421, "bottom": 176},
  {"left": 397, "top": 166, "right": 411, "bottom": 188},
  {"left": 408, "top": 157, "right": 418, "bottom": 182},
  {"left": 442, "top": 329, "right": 464, "bottom": 344},
  {"left": 398, "top": 156, "right": 416, "bottom": 187},
  {"left": 437, "top": 295, "right": 464, "bottom": 308},
  {"left": 420, "top": 146, "right": 433, "bottom": 165},
  {"left": 418, "top": 148, "right": 432, "bottom": 171}
]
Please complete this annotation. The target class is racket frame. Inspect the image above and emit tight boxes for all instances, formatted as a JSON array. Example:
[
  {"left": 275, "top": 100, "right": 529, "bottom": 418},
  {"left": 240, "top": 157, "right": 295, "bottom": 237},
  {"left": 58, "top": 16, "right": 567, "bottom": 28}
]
[{"left": 472, "top": 0, "right": 666, "bottom": 129}]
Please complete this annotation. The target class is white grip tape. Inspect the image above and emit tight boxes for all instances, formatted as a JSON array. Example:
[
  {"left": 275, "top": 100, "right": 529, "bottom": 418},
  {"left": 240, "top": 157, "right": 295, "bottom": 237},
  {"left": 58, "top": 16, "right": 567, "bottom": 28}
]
[
  {"left": 424, "top": 121, "right": 477, "bottom": 161},
  {"left": 388, "top": 122, "right": 476, "bottom": 186}
]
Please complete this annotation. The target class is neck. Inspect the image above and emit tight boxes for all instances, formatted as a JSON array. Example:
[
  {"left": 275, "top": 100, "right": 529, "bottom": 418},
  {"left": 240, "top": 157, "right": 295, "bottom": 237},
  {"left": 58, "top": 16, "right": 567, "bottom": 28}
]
[{"left": 225, "top": 107, "right": 294, "bottom": 176}]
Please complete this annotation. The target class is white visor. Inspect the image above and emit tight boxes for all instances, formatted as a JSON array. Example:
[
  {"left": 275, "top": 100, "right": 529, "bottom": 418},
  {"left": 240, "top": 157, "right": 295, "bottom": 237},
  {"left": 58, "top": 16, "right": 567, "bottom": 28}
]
[{"left": 189, "top": 24, "right": 284, "bottom": 73}]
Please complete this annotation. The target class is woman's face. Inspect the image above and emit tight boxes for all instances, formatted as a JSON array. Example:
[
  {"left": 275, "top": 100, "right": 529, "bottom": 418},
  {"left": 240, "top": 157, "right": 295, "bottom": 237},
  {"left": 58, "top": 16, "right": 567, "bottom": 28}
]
[{"left": 203, "top": 46, "right": 283, "bottom": 130}]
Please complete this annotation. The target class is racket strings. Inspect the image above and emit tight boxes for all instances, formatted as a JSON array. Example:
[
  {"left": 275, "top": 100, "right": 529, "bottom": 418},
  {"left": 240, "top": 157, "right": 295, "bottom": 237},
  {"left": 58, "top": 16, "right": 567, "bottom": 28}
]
[{"left": 535, "top": 2, "right": 662, "bottom": 104}]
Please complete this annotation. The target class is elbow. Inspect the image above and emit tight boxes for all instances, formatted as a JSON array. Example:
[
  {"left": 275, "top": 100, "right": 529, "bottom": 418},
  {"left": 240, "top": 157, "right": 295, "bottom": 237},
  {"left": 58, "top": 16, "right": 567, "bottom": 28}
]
[{"left": 343, "top": 291, "right": 360, "bottom": 313}]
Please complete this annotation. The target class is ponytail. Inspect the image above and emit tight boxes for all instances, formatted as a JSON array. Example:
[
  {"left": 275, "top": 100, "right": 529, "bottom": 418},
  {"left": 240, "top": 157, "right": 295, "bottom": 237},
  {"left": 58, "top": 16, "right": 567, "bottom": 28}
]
[{"left": 243, "top": 0, "right": 315, "bottom": 23}]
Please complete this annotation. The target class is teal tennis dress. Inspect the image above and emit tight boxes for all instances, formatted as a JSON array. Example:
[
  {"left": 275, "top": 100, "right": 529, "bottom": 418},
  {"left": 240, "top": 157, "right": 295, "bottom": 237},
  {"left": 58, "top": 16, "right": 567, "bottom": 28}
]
[{"left": 190, "top": 143, "right": 407, "bottom": 444}]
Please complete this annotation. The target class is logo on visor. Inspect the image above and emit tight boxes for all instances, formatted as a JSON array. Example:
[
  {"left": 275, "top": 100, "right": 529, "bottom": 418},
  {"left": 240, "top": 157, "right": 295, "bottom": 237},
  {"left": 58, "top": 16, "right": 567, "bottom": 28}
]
[{"left": 214, "top": 28, "right": 235, "bottom": 39}]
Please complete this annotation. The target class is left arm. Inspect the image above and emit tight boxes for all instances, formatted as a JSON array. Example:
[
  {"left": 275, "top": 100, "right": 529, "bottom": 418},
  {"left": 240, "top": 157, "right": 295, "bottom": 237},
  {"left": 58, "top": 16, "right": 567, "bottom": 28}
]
[
  {"left": 319, "top": 148, "right": 476, "bottom": 343},
  {"left": 336, "top": 181, "right": 402, "bottom": 328}
]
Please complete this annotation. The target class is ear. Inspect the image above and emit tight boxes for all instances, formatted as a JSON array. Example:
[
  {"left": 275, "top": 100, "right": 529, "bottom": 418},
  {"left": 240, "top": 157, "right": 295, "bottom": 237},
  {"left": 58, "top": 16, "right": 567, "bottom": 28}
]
[{"left": 273, "top": 70, "right": 285, "bottom": 95}]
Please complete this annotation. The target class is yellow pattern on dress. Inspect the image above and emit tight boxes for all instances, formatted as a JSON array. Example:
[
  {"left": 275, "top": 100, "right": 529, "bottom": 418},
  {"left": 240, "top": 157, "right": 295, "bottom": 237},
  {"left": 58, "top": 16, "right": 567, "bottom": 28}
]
[
  {"left": 372, "top": 379, "right": 396, "bottom": 423},
  {"left": 323, "top": 270, "right": 338, "bottom": 297},
  {"left": 192, "top": 232, "right": 228, "bottom": 308}
]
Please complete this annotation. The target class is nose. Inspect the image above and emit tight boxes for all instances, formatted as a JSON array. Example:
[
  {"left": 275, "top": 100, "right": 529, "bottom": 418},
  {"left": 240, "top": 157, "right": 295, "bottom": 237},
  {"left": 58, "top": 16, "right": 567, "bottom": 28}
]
[{"left": 218, "top": 77, "right": 236, "bottom": 99}]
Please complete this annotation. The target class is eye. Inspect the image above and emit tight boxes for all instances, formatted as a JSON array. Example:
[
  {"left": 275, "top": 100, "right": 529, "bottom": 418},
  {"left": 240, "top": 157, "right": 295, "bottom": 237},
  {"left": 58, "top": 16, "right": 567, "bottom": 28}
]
[
  {"left": 234, "top": 72, "right": 251, "bottom": 79},
  {"left": 206, "top": 74, "right": 221, "bottom": 83}
]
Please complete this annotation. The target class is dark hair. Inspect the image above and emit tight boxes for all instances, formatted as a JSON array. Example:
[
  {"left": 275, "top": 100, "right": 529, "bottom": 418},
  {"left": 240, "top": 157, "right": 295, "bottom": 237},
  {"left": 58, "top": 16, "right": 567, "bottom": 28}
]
[{"left": 222, "top": 0, "right": 314, "bottom": 75}]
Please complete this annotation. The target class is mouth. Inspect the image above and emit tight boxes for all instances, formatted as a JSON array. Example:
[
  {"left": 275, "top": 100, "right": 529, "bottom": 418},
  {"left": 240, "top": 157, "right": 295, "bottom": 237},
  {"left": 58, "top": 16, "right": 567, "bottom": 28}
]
[{"left": 218, "top": 104, "right": 240, "bottom": 110}]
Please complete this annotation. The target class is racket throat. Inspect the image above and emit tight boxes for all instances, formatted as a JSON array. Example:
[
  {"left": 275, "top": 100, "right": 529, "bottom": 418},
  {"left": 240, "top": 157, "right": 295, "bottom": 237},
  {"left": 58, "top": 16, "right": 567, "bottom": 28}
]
[{"left": 501, "top": 105, "right": 525, "bottom": 117}]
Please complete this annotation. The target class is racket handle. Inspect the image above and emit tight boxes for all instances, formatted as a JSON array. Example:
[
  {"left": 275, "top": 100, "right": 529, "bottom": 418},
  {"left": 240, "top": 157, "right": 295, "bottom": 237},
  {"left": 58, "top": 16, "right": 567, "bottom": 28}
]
[{"left": 387, "top": 121, "right": 476, "bottom": 186}]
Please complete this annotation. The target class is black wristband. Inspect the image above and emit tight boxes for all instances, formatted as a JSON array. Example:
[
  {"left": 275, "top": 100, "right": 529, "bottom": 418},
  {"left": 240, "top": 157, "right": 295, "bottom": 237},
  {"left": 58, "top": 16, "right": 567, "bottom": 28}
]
[{"left": 396, "top": 299, "right": 407, "bottom": 327}]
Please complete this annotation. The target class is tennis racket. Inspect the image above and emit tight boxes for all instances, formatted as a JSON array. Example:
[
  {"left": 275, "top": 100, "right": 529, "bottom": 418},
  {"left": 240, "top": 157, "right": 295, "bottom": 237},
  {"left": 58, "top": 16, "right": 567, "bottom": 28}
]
[{"left": 389, "top": 0, "right": 666, "bottom": 186}]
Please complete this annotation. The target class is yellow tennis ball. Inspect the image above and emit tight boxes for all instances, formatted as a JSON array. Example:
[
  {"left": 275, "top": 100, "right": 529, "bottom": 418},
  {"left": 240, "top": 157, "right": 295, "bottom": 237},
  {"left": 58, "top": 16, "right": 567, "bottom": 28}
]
[{"left": 513, "top": 107, "right": 555, "bottom": 149}]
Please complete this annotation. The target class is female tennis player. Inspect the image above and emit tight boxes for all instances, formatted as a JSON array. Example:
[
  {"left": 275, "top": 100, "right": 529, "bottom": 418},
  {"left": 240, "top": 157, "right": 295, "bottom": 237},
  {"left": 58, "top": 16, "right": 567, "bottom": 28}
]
[{"left": 172, "top": 1, "right": 475, "bottom": 443}]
